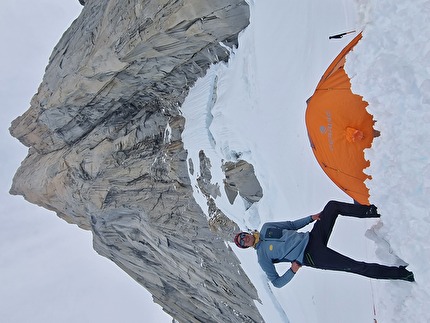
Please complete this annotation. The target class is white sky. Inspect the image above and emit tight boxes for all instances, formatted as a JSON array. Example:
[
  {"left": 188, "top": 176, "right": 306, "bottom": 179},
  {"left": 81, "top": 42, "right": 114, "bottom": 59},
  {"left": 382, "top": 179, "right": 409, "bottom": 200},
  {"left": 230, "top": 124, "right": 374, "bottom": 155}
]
[{"left": 0, "top": 1, "right": 171, "bottom": 322}]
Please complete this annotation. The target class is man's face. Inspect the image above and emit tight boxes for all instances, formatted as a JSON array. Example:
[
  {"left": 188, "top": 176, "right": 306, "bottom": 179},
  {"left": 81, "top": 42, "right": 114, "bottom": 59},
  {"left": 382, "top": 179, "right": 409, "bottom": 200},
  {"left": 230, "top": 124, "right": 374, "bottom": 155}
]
[{"left": 241, "top": 233, "right": 255, "bottom": 248}]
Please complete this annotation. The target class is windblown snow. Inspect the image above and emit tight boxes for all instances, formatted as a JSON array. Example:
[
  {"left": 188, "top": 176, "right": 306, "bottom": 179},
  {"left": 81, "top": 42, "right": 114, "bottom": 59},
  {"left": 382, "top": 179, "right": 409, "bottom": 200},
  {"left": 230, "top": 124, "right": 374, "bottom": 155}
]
[{"left": 182, "top": 0, "right": 430, "bottom": 322}]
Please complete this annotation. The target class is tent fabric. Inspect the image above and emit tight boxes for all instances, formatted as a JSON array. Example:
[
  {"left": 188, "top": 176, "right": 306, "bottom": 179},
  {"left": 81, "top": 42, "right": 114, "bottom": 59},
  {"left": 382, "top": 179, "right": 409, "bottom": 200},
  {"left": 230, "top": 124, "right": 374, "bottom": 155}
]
[{"left": 305, "top": 33, "right": 374, "bottom": 205}]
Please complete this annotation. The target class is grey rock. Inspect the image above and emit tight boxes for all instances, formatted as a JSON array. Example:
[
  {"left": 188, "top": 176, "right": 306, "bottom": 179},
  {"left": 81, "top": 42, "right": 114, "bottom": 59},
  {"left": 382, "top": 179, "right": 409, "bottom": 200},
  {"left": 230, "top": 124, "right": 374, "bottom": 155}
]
[
  {"left": 194, "top": 150, "right": 243, "bottom": 242},
  {"left": 9, "top": 0, "right": 265, "bottom": 322},
  {"left": 223, "top": 160, "right": 263, "bottom": 206}
]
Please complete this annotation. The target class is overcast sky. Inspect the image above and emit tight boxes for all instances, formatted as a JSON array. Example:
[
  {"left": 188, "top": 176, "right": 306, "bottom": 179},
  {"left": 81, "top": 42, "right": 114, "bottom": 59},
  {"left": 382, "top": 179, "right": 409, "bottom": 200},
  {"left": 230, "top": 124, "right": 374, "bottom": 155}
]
[{"left": 0, "top": 1, "right": 171, "bottom": 322}]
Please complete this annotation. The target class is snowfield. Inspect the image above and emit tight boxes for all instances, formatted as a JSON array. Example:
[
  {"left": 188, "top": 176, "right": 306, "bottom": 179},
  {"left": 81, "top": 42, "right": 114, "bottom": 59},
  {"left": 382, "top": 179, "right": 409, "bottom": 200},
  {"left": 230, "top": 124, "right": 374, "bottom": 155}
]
[
  {"left": 347, "top": 0, "right": 430, "bottom": 321},
  {"left": 182, "top": 0, "right": 430, "bottom": 322}
]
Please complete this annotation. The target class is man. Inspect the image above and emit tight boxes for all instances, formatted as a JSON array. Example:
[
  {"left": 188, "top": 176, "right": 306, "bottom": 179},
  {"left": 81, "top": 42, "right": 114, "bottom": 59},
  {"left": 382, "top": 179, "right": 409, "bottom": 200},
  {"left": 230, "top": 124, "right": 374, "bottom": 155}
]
[{"left": 234, "top": 200, "right": 414, "bottom": 288}]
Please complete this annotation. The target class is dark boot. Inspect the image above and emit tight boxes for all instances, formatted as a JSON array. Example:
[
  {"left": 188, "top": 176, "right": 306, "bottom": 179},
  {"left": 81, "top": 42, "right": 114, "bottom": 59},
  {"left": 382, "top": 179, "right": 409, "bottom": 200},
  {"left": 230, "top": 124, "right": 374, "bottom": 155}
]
[
  {"left": 364, "top": 204, "right": 380, "bottom": 218},
  {"left": 399, "top": 266, "right": 415, "bottom": 282}
]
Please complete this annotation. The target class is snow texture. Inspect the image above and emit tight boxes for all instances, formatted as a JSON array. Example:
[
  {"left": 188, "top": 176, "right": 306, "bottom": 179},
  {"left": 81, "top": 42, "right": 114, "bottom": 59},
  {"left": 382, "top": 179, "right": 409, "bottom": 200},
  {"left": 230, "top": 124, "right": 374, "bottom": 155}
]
[{"left": 347, "top": 0, "right": 430, "bottom": 322}]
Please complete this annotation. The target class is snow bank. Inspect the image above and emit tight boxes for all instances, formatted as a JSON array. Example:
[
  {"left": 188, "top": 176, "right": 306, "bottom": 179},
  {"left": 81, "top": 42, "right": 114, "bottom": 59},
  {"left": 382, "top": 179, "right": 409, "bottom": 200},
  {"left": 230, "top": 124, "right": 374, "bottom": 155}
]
[{"left": 346, "top": 0, "right": 430, "bottom": 321}]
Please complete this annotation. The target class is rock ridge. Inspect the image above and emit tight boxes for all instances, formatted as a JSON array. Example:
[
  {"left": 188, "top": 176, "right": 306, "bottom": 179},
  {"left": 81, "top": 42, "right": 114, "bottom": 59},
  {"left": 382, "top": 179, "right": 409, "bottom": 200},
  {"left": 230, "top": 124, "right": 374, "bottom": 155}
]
[{"left": 9, "top": 1, "right": 265, "bottom": 322}]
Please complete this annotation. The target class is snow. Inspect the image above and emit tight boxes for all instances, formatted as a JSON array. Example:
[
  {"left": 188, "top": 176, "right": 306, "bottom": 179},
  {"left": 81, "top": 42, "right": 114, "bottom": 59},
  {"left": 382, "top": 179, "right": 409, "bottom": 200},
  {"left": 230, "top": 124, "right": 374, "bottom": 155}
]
[
  {"left": 346, "top": 1, "right": 430, "bottom": 321},
  {"left": 181, "top": 0, "right": 430, "bottom": 322}
]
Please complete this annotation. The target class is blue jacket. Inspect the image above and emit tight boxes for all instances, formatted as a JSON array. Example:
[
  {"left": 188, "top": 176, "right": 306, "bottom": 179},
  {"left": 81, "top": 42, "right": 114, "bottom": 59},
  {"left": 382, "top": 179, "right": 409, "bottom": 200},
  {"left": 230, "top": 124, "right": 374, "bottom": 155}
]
[{"left": 255, "top": 216, "right": 313, "bottom": 288}]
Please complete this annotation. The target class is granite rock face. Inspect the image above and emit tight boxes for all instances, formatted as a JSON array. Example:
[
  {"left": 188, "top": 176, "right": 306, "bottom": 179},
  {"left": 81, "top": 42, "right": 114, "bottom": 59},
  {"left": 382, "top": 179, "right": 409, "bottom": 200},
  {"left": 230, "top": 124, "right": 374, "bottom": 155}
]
[
  {"left": 9, "top": 1, "right": 264, "bottom": 322},
  {"left": 223, "top": 160, "right": 263, "bottom": 206}
]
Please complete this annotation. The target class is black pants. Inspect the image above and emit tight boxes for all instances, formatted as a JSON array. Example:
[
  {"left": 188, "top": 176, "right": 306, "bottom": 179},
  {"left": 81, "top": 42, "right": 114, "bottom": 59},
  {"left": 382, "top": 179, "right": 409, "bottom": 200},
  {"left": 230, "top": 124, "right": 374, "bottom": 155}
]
[{"left": 303, "top": 201, "right": 410, "bottom": 280}]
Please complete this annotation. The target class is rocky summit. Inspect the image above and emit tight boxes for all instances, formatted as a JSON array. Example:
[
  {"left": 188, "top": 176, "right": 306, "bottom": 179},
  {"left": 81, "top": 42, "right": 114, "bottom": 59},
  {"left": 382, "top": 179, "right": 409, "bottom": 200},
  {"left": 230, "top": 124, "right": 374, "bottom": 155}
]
[{"left": 9, "top": 1, "right": 265, "bottom": 322}]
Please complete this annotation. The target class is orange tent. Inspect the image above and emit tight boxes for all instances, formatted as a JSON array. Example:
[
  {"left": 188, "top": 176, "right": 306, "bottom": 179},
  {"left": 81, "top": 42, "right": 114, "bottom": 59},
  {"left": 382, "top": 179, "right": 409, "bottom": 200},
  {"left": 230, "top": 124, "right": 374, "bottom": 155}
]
[{"left": 306, "top": 33, "right": 376, "bottom": 205}]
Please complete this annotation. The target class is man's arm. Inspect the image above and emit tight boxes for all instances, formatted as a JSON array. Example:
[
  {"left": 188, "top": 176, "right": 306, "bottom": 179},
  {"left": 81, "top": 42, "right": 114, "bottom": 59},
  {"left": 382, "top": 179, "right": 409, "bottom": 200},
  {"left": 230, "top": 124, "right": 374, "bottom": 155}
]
[
  {"left": 271, "top": 215, "right": 314, "bottom": 231},
  {"left": 289, "top": 213, "right": 320, "bottom": 229},
  {"left": 259, "top": 257, "right": 297, "bottom": 288},
  {"left": 264, "top": 213, "right": 320, "bottom": 232}
]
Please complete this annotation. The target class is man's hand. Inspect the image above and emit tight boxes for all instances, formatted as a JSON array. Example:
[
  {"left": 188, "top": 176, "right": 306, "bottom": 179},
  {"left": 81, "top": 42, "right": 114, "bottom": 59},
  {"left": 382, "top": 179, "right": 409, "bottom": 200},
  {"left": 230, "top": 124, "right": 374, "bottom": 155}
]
[
  {"left": 291, "top": 261, "right": 302, "bottom": 274},
  {"left": 312, "top": 212, "right": 321, "bottom": 221}
]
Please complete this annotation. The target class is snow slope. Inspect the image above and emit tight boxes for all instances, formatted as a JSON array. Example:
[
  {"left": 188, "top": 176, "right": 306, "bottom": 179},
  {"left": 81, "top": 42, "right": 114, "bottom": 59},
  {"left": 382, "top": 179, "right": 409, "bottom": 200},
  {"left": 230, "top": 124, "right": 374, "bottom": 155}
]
[
  {"left": 182, "top": 0, "right": 429, "bottom": 322},
  {"left": 347, "top": 0, "right": 430, "bottom": 321}
]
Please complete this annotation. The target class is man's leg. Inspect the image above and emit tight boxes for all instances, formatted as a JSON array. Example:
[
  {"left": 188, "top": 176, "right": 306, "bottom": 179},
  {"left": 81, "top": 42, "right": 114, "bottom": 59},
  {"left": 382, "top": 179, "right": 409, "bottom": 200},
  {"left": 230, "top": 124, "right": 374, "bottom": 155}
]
[
  {"left": 303, "top": 241, "right": 414, "bottom": 282},
  {"left": 326, "top": 200, "right": 380, "bottom": 218},
  {"left": 310, "top": 200, "right": 379, "bottom": 246},
  {"left": 304, "top": 200, "right": 413, "bottom": 281}
]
